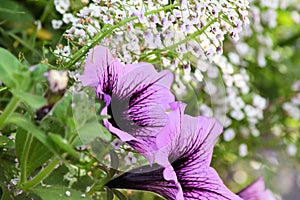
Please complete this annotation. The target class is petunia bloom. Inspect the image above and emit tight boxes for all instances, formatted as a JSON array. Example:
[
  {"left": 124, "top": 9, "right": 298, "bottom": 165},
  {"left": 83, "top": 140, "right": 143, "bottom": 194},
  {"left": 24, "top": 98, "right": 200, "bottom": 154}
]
[
  {"left": 106, "top": 102, "right": 243, "bottom": 200},
  {"left": 237, "top": 177, "right": 276, "bottom": 200},
  {"left": 80, "top": 45, "right": 175, "bottom": 162}
]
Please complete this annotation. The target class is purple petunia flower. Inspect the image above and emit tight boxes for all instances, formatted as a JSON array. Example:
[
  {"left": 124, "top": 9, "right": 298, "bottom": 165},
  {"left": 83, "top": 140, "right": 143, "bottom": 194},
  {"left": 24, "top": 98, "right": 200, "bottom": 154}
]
[
  {"left": 237, "top": 177, "right": 276, "bottom": 200},
  {"left": 106, "top": 102, "right": 243, "bottom": 200},
  {"left": 80, "top": 45, "right": 175, "bottom": 162}
]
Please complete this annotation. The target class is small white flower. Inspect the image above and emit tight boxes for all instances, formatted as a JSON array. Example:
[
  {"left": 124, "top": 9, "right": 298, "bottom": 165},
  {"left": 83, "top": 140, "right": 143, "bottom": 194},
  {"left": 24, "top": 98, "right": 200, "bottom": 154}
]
[
  {"left": 221, "top": 116, "right": 232, "bottom": 127},
  {"left": 239, "top": 143, "right": 248, "bottom": 157},
  {"left": 253, "top": 94, "right": 267, "bottom": 109},
  {"left": 292, "top": 94, "right": 300, "bottom": 105},
  {"left": 54, "top": 0, "right": 70, "bottom": 14},
  {"left": 291, "top": 11, "right": 300, "bottom": 24},
  {"left": 250, "top": 125, "right": 260, "bottom": 137},
  {"left": 199, "top": 104, "right": 213, "bottom": 117},
  {"left": 244, "top": 105, "right": 258, "bottom": 118},
  {"left": 286, "top": 143, "right": 297, "bottom": 156},
  {"left": 157, "top": 0, "right": 169, "bottom": 5},
  {"left": 115, "top": 9, "right": 126, "bottom": 20},
  {"left": 228, "top": 52, "right": 240, "bottom": 65},
  {"left": 77, "top": 7, "right": 91, "bottom": 18},
  {"left": 223, "top": 128, "right": 236, "bottom": 142},
  {"left": 197, "top": 60, "right": 209, "bottom": 72},
  {"left": 103, "top": 15, "right": 114, "bottom": 25},
  {"left": 111, "top": 139, "right": 122, "bottom": 150},
  {"left": 232, "top": 97, "right": 246, "bottom": 110},
  {"left": 207, "top": 66, "right": 219, "bottom": 78},
  {"left": 51, "top": 19, "right": 63, "bottom": 29},
  {"left": 34, "top": 20, "right": 42, "bottom": 30},
  {"left": 62, "top": 13, "right": 75, "bottom": 24},
  {"left": 194, "top": 69, "right": 203, "bottom": 82},
  {"left": 233, "top": 74, "right": 246, "bottom": 88},
  {"left": 292, "top": 81, "right": 300, "bottom": 91},
  {"left": 132, "top": 8, "right": 147, "bottom": 24},
  {"left": 283, "top": 102, "right": 300, "bottom": 119},
  {"left": 204, "top": 81, "right": 217, "bottom": 95},
  {"left": 65, "top": 190, "right": 71, "bottom": 197},
  {"left": 74, "top": 29, "right": 86, "bottom": 39},
  {"left": 223, "top": 74, "right": 233, "bottom": 87},
  {"left": 257, "top": 48, "right": 266, "bottom": 67},
  {"left": 230, "top": 109, "right": 245, "bottom": 121},
  {"left": 125, "top": 152, "right": 137, "bottom": 166},
  {"left": 62, "top": 46, "right": 71, "bottom": 57}
]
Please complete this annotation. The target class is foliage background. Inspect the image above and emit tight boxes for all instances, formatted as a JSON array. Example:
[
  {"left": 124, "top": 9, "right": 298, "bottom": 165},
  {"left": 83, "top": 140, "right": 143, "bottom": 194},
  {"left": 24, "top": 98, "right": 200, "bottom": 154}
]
[{"left": 0, "top": 0, "right": 300, "bottom": 200}]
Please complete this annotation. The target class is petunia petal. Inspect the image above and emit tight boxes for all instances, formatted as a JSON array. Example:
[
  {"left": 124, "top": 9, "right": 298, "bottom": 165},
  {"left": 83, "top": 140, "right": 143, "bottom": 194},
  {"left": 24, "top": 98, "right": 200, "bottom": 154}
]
[
  {"left": 237, "top": 177, "right": 276, "bottom": 200},
  {"left": 106, "top": 164, "right": 181, "bottom": 200},
  {"left": 107, "top": 102, "right": 242, "bottom": 200},
  {"left": 80, "top": 45, "right": 124, "bottom": 102},
  {"left": 178, "top": 166, "right": 242, "bottom": 200},
  {"left": 104, "top": 62, "right": 175, "bottom": 161},
  {"left": 81, "top": 46, "right": 175, "bottom": 163}
]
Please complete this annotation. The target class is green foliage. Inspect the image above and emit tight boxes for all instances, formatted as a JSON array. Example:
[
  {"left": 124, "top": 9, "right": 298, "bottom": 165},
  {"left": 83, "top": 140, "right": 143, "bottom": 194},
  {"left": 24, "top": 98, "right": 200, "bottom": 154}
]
[
  {"left": 0, "top": 48, "right": 29, "bottom": 89},
  {"left": 0, "top": 1, "right": 300, "bottom": 200},
  {"left": 15, "top": 128, "right": 53, "bottom": 182},
  {"left": 32, "top": 186, "right": 93, "bottom": 200}
]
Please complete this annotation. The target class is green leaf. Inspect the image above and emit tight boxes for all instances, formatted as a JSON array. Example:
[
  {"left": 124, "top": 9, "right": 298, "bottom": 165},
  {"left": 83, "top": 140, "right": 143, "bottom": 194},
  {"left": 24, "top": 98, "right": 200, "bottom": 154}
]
[
  {"left": 109, "top": 150, "right": 119, "bottom": 176},
  {"left": 112, "top": 189, "right": 128, "bottom": 200},
  {"left": 16, "top": 128, "right": 53, "bottom": 180},
  {"left": 8, "top": 113, "right": 59, "bottom": 157},
  {"left": 0, "top": 184, "right": 13, "bottom": 200},
  {"left": 77, "top": 121, "right": 110, "bottom": 144},
  {"left": 31, "top": 186, "right": 92, "bottom": 200},
  {"left": 0, "top": 135, "right": 14, "bottom": 148},
  {"left": 10, "top": 89, "right": 47, "bottom": 109},
  {"left": 0, "top": 136, "right": 10, "bottom": 147},
  {"left": 42, "top": 165, "right": 69, "bottom": 186},
  {"left": 30, "top": 63, "right": 49, "bottom": 82},
  {"left": 106, "top": 187, "right": 114, "bottom": 200},
  {"left": 48, "top": 92, "right": 72, "bottom": 125},
  {"left": 48, "top": 133, "right": 79, "bottom": 158},
  {"left": 72, "top": 91, "right": 111, "bottom": 144},
  {"left": 0, "top": 47, "right": 23, "bottom": 88},
  {"left": 0, "top": 0, "right": 34, "bottom": 23},
  {"left": 0, "top": 161, "right": 16, "bottom": 200}
]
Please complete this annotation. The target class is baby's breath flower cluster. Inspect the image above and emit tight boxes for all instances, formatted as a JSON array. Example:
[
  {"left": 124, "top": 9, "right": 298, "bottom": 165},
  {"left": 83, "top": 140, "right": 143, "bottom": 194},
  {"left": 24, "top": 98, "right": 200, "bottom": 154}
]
[
  {"left": 283, "top": 80, "right": 300, "bottom": 120},
  {"left": 200, "top": 0, "right": 300, "bottom": 143},
  {"left": 52, "top": 0, "right": 249, "bottom": 64}
]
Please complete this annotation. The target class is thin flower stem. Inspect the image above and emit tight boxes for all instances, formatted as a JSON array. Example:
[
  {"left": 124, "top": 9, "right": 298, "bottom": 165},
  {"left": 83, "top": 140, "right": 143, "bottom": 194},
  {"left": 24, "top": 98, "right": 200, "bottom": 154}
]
[
  {"left": 0, "top": 96, "right": 20, "bottom": 130},
  {"left": 20, "top": 134, "right": 34, "bottom": 184},
  {"left": 0, "top": 87, "right": 7, "bottom": 93},
  {"left": 64, "top": 3, "right": 179, "bottom": 70},
  {"left": 137, "top": 19, "right": 217, "bottom": 62},
  {"left": 86, "top": 175, "right": 112, "bottom": 195},
  {"left": 166, "top": 19, "right": 217, "bottom": 51},
  {"left": 21, "top": 157, "right": 60, "bottom": 191}
]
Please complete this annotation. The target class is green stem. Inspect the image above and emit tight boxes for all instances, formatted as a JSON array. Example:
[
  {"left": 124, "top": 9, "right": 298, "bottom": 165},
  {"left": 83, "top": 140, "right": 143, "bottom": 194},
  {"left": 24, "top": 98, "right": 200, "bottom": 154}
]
[
  {"left": 0, "top": 96, "right": 20, "bottom": 130},
  {"left": 21, "top": 157, "right": 60, "bottom": 191},
  {"left": 7, "top": 32, "right": 41, "bottom": 56},
  {"left": 0, "top": 87, "right": 7, "bottom": 93},
  {"left": 86, "top": 175, "right": 112, "bottom": 196},
  {"left": 166, "top": 19, "right": 217, "bottom": 50},
  {"left": 20, "top": 134, "right": 34, "bottom": 184},
  {"left": 138, "top": 19, "right": 216, "bottom": 62},
  {"left": 64, "top": 3, "right": 179, "bottom": 70},
  {"left": 40, "top": 1, "right": 54, "bottom": 23}
]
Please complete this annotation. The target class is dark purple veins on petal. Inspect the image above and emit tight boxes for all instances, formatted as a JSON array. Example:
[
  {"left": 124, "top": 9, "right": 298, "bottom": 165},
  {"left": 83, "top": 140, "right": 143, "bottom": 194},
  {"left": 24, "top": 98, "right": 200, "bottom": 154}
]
[{"left": 106, "top": 164, "right": 178, "bottom": 200}]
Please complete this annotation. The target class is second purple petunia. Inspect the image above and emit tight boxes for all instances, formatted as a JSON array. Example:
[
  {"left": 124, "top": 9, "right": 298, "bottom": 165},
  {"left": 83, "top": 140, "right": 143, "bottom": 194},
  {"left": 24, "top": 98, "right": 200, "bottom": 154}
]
[
  {"left": 80, "top": 45, "right": 175, "bottom": 162},
  {"left": 106, "top": 102, "right": 243, "bottom": 200}
]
